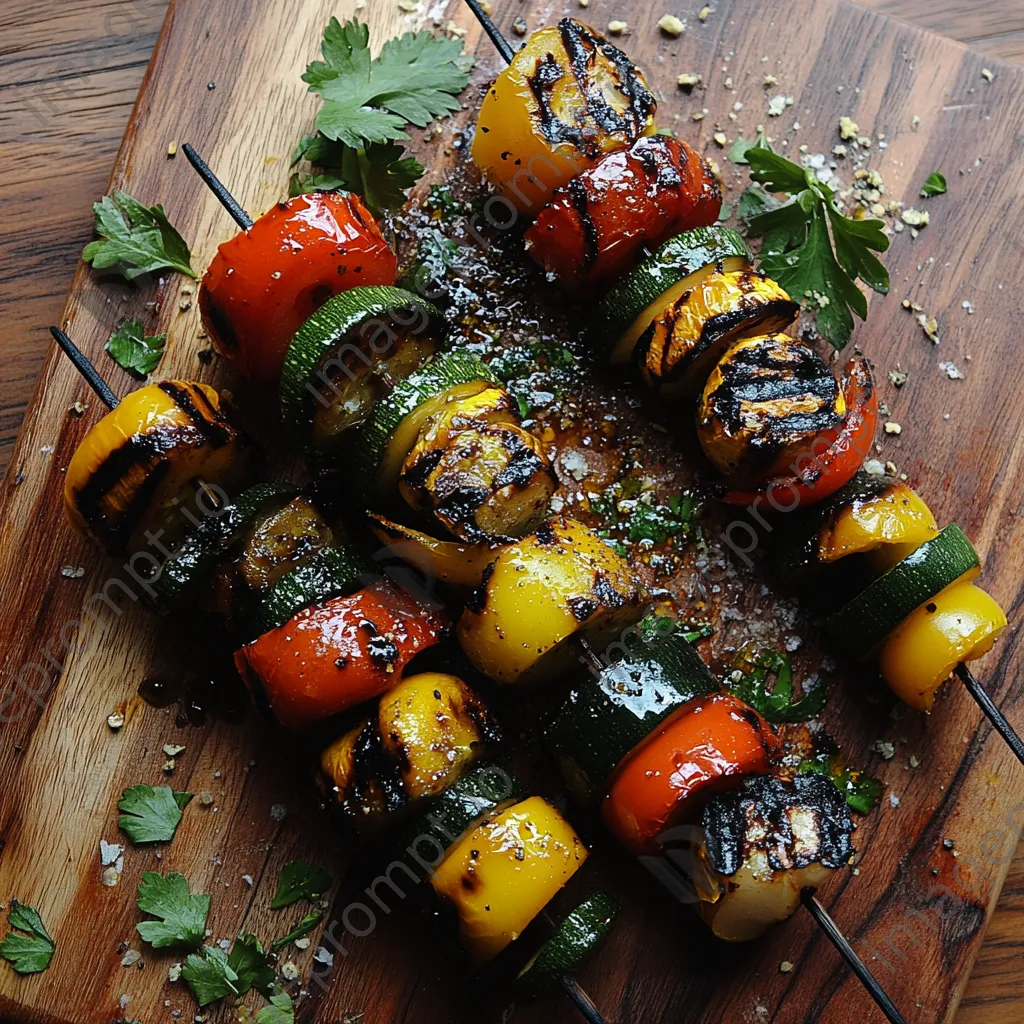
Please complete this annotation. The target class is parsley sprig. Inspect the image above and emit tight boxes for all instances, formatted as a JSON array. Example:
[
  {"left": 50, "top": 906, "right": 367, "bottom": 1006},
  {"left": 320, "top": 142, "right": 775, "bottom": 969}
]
[
  {"left": 271, "top": 859, "right": 331, "bottom": 909},
  {"left": 0, "top": 900, "right": 55, "bottom": 974},
  {"left": 82, "top": 191, "right": 197, "bottom": 280},
  {"left": 181, "top": 932, "right": 276, "bottom": 1006},
  {"left": 291, "top": 18, "right": 472, "bottom": 214},
  {"left": 117, "top": 784, "right": 192, "bottom": 844},
  {"left": 105, "top": 318, "right": 167, "bottom": 379},
  {"left": 136, "top": 871, "right": 210, "bottom": 950},
  {"left": 741, "top": 143, "right": 889, "bottom": 349}
]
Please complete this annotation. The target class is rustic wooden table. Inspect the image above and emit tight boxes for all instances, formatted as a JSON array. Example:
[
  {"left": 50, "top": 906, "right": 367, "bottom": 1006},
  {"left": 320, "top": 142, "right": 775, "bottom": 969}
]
[{"left": 1, "top": 1, "right": 1022, "bottom": 1020}]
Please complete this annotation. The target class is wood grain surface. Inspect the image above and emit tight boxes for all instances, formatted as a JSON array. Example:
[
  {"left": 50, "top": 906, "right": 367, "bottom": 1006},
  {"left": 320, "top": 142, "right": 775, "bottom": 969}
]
[{"left": 2, "top": 1, "right": 1024, "bottom": 1022}]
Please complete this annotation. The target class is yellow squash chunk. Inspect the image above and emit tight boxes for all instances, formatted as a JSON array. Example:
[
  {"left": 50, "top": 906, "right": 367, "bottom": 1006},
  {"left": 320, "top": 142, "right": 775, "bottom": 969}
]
[
  {"left": 401, "top": 421, "right": 556, "bottom": 543},
  {"left": 457, "top": 516, "right": 646, "bottom": 685},
  {"left": 379, "top": 672, "right": 491, "bottom": 801},
  {"left": 471, "top": 20, "right": 656, "bottom": 216},
  {"left": 64, "top": 381, "right": 248, "bottom": 554},
  {"left": 697, "top": 335, "right": 845, "bottom": 483},
  {"left": 607, "top": 255, "right": 751, "bottom": 365},
  {"left": 818, "top": 482, "right": 938, "bottom": 565},
  {"left": 430, "top": 796, "right": 587, "bottom": 964},
  {"left": 637, "top": 270, "right": 797, "bottom": 395},
  {"left": 878, "top": 580, "right": 1007, "bottom": 712}
]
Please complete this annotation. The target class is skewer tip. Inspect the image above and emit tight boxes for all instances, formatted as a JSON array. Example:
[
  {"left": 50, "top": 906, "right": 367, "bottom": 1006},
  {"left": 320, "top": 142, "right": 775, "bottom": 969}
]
[{"left": 49, "top": 326, "right": 119, "bottom": 410}]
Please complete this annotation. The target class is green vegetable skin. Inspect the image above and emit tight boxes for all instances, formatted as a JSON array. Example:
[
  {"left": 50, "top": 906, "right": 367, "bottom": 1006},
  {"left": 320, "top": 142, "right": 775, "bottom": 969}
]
[
  {"left": 279, "top": 285, "right": 445, "bottom": 437},
  {"left": 351, "top": 349, "right": 499, "bottom": 501},
  {"left": 545, "top": 630, "right": 718, "bottom": 796},
  {"left": 823, "top": 524, "right": 979, "bottom": 657},
  {"left": 147, "top": 482, "right": 298, "bottom": 611},
  {"left": 593, "top": 226, "right": 751, "bottom": 357},
  {"left": 243, "top": 544, "right": 373, "bottom": 641},
  {"left": 515, "top": 892, "right": 620, "bottom": 998}
]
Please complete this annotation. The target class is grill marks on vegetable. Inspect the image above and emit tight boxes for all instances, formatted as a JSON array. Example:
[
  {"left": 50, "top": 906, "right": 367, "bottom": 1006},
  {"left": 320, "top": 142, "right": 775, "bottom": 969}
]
[{"left": 526, "top": 19, "right": 655, "bottom": 156}]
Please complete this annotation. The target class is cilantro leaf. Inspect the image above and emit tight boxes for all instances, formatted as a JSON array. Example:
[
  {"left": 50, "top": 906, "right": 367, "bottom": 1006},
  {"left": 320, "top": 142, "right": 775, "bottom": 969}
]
[
  {"left": 105, "top": 318, "right": 167, "bottom": 379},
  {"left": 117, "top": 785, "right": 193, "bottom": 844},
  {"left": 256, "top": 992, "right": 295, "bottom": 1024},
  {"left": 135, "top": 871, "right": 210, "bottom": 949},
  {"left": 800, "top": 753, "right": 884, "bottom": 815},
  {"left": 920, "top": 171, "right": 947, "bottom": 198},
  {"left": 271, "top": 860, "right": 331, "bottom": 909},
  {"left": 746, "top": 148, "right": 889, "bottom": 348},
  {"left": 271, "top": 910, "right": 323, "bottom": 951},
  {"left": 182, "top": 945, "right": 238, "bottom": 1006},
  {"left": 181, "top": 933, "right": 275, "bottom": 1006},
  {"left": 0, "top": 900, "right": 54, "bottom": 974},
  {"left": 725, "top": 649, "right": 827, "bottom": 723},
  {"left": 82, "top": 191, "right": 196, "bottom": 280},
  {"left": 304, "top": 18, "right": 472, "bottom": 149}
]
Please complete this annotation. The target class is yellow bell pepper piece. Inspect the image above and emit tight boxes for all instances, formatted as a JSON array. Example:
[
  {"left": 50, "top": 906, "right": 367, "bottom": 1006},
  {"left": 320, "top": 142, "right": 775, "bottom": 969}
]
[
  {"left": 818, "top": 482, "right": 938, "bottom": 566},
  {"left": 456, "top": 516, "right": 644, "bottom": 685},
  {"left": 878, "top": 580, "right": 1007, "bottom": 711},
  {"left": 471, "top": 22, "right": 656, "bottom": 216},
  {"left": 430, "top": 796, "right": 587, "bottom": 964}
]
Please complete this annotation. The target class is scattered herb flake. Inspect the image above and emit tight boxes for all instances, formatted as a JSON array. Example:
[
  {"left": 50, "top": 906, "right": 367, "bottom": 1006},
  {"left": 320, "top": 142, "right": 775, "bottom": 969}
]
[
  {"left": 725, "top": 649, "right": 827, "bottom": 723},
  {"left": 135, "top": 871, "right": 209, "bottom": 950},
  {"left": 105, "top": 318, "right": 167, "bottom": 379},
  {"left": 117, "top": 785, "right": 193, "bottom": 844},
  {"left": 0, "top": 901, "right": 55, "bottom": 975},
  {"left": 800, "top": 753, "right": 884, "bottom": 814},
  {"left": 271, "top": 910, "right": 324, "bottom": 951},
  {"left": 271, "top": 860, "right": 332, "bottom": 909},
  {"left": 82, "top": 191, "right": 196, "bottom": 280},
  {"left": 256, "top": 992, "right": 296, "bottom": 1024},
  {"left": 919, "top": 171, "right": 947, "bottom": 198}
]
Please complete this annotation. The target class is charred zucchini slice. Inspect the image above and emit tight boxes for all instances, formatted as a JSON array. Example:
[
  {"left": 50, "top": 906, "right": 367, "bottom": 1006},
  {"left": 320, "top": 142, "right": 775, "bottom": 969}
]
[
  {"left": 280, "top": 285, "right": 446, "bottom": 451},
  {"left": 545, "top": 628, "right": 718, "bottom": 800},
  {"left": 823, "top": 523, "right": 980, "bottom": 657},
  {"left": 593, "top": 227, "right": 751, "bottom": 362},
  {"left": 147, "top": 482, "right": 298, "bottom": 611},
  {"left": 243, "top": 544, "right": 373, "bottom": 640},
  {"left": 515, "top": 892, "right": 620, "bottom": 998},
  {"left": 636, "top": 269, "right": 798, "bottom": 395},
  {"left": 353, "top": 351, "right": 501, "bottom": 504},
  {"left": 235, "top": 495, "right": 334, "bottom": 592}
]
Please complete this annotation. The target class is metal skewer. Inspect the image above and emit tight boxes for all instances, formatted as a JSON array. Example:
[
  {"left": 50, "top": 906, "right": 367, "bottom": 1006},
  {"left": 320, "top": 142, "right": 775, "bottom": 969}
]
[
  {"left": 801, "top": 891, "right": 908, "bottom": 1024},
  {"left": 182, "top": 144, "right": 253, "bottom": 230},
  {"left": 956, "top": 663, "right": 1024, "bottom": 766},
  {"left": 464, "top": 0, "right": 516, "bottom": 63},
  {"left": 50, "top": 327, "right": 119, "bottom": 409}
]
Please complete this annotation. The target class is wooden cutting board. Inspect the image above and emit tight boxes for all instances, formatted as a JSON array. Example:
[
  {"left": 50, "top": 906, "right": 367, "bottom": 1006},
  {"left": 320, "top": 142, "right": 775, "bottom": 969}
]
[{"left": 2, "top": 0, "right": 1024, "bottom": 1021}]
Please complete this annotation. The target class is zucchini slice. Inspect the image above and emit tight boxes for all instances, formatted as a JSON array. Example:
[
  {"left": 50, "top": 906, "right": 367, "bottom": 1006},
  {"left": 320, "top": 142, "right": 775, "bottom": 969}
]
[
  {"left": 823, "top": 524, "right": 981, "bottom": 657},
  {"left": 280, "top": 285, "right": 446, "bottom": 451},
  {"left": 515, "top": 891, "right": 620, "bottom": 998},
  {"left": 545, "top": 629, "right": 718, "bottom": 799},
  {"left": 147, "top": 482, "right": 298, "bottom": 610},
  {"left": 402, "top": 760, "right": 521, "bottom": 855},
  {"left": 242, "top": 544, "right": 373, "bottom": 640},
  {"left": 593, "top": 227, "right": 751, "bottom": 362},
  {"left": 352, "top": 350, "right": 500, "bottom": 504}
]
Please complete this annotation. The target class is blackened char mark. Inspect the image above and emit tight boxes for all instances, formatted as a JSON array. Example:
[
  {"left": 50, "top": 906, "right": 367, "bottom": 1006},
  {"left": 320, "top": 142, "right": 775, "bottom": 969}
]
[
  {"left": 158, "top": 381, "right": 234, "bottom": 448},
  {"left": 565, "top": 176, "right": 601, "bottom": 267}
]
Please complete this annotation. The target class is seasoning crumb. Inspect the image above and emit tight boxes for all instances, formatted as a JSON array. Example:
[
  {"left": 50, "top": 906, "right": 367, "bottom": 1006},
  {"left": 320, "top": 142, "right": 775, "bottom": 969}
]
[
  {"left": 838, "top": 116, "right": 859, "bottom": 140},
  {"left": 874, "top": 740, "right": 896, "bottom": 760},
  {"left": 69, "top": 401, "right": 86, "bottom": 416},
  {"left": 916, "top": 314, "right": 939, "bottom": 343},
  {"left": 713, "top": 132, "right": 727, "bottom": 147},
  {"left": 768, "top": 94, "right": 793, "bottom": 117},
  {"left": 763, "top": 74, "right": 777, "bottom": 87},
  {"left": 779, "top": 961, "right": 794, "bottom": 973},
  {"left": 864, "top": 459, "right": 886, "bottom": 476},
  {"left": 677, "top": 72, "right": 702, "bottom": 91},
  {"left": 909, "top": 754, "right": 921, "bottom": 768},
  {"left": 107, "top": 709, "right": 125, "bottom": 731},
  {"left": 901, "top": 208, "right": 929, "bottom": 228},
  {"left": 658, "top": 14, "right": 685, "bottom": 36},
  {"left": 888, "top": 369, "right": 908, "bottom": 388},
  {"left": 281, "top": 961, "right": 301, "bottom": 981},
  {"left": 981, "top": 68, "right": 994, "bottom": 83},
  {"left": 884, "top": 421, "right": 902, "bottom": 435},
  {"left": 270, "top": 803, "right": 288, "bottom": 821},
  {"left": 168, "top": 962, "right": 182, "bottom": 983},
  {"left": 61, "top": 565, "right": 85, "bottom": 579},
  {"left": 167, "top": 141, "right": 178, "bottom": 158},
  {"left": 163, "top": 743, "right": 186, "bottom": 757},
  {"left": 938, "top": 361, "right": 965, "bottom": 380},
  {"left": 121, "top": 949, "right": 143, "bottom": 968},
  {"left": 607, "top": 20, "right": 628, "bottom": 35},
  {"left": 699, "top": 5, "right": 712, "bottom": 21},
  {"left": 511, "top": 16, "right": 527, "bottom": 35},
  {"left": 162, "top": 759, "right": 176, "bottom": 774},
  {"left": 199, "top": 791, "right": 214, "bottom": 806}
]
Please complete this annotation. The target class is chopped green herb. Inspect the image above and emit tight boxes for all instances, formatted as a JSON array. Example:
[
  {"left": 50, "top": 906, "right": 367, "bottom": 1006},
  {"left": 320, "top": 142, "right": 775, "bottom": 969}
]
[
  {"left": 82, "top": 191, "right": 196, "bottom": 280},
  {"left": 117, "top": 785, "right": 192, "bottom": 844},
  {"left": 627, "top": 495, "right": 699, "bottom": 543},
  {"left": 745, "top": 147, "right": 889, "bottom": 349},
  {"left": 256, "top": 992, "right": 295, "bottom": 1024},
  {"left": 271, "top": 910, "right": 324, "bottom": 951},
  {"left": 724, "top": 648, "right": 827, "bottom": 723},
  {"left": 136, "top": 871, "right": 209, "bottom": 950},
  {"left": 424, "top": 184, "right": 464, "bottom": 217},
  {"left": 919, "top": 171, "right": 947, "bottom": 198},
  {"left": 181, "top": 932, "right": 276, "bottom": 1006},
  {"left": 0, "top": 900, "right": 55, "bottom": 975},
  {"left": 715, "top": 202, "right": 734, "bottom": 222},
  {"left": 400, "top": 229, "right": 463, "bottom": 294},
  {"left": 800, "top": 753, "right": 884, "bottom": 814},
  {"left": 271, "top": 860, "right": 332, "bottom": 910},
  {"left": 105, "top": 318, "right": 167, "bottom": 379}
]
